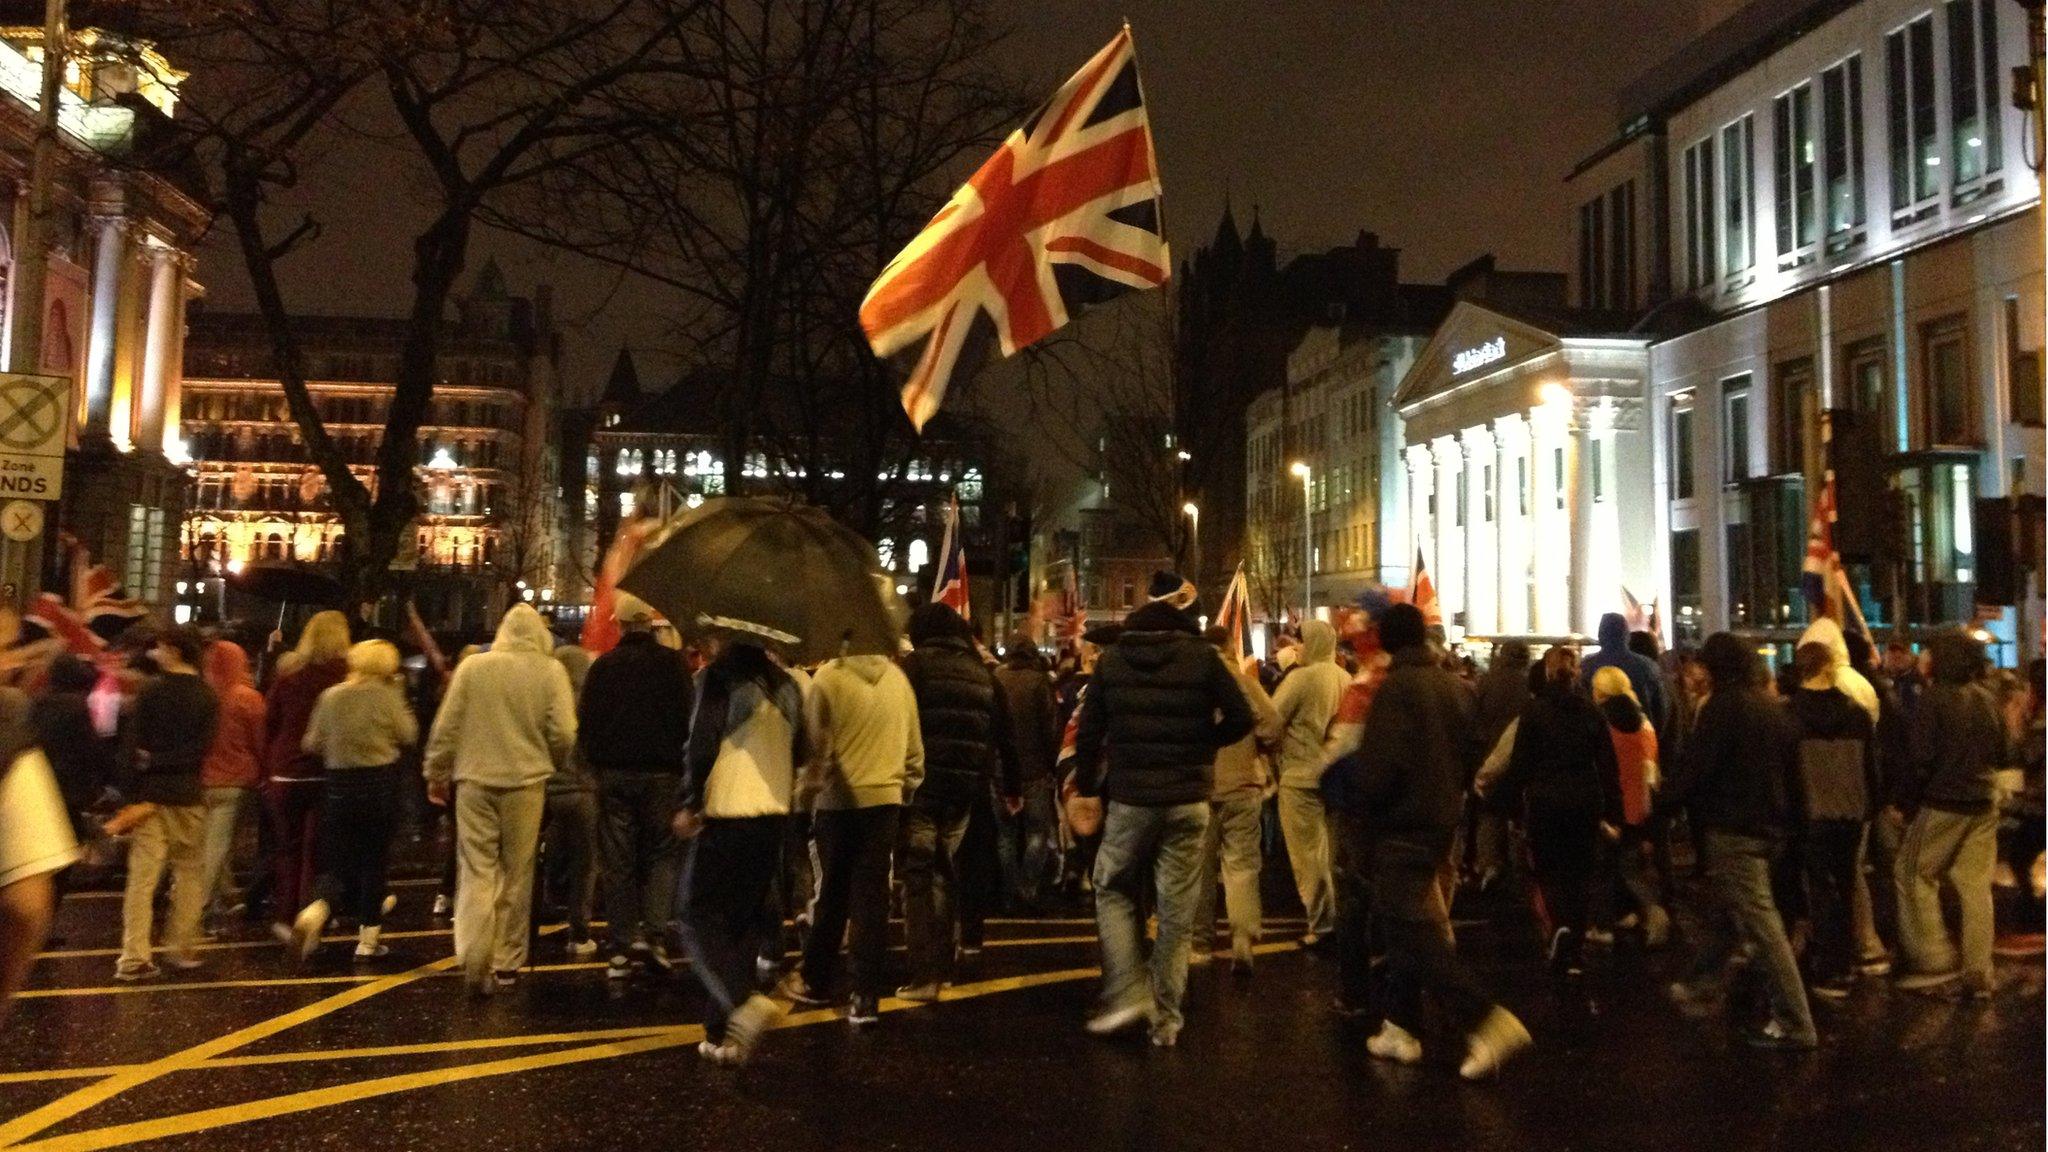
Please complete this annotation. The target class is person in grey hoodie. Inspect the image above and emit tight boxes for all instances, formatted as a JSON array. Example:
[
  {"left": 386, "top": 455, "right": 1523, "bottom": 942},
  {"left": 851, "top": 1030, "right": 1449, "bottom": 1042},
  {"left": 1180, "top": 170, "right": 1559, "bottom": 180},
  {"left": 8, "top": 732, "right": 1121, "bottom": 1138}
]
[
  {"left": 1270, "top": 618, "right": 1347, "bottom": 943},
  {"left": 788, "top": 653, "right": 924, "bottom": 1025},
  {"left": 1193, "top": 627, "right": 1281, "bottom": 972},
  {"left": 423, "top": 604, "right": 577, "bottom": 994}
]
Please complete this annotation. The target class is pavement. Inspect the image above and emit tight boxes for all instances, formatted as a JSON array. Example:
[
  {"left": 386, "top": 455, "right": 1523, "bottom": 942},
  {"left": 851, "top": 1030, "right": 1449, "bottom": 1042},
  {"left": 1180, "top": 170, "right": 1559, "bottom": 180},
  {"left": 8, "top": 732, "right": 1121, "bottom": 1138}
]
[{"left": 3, "top": 874, "right": 2042, "bottom": 1152}]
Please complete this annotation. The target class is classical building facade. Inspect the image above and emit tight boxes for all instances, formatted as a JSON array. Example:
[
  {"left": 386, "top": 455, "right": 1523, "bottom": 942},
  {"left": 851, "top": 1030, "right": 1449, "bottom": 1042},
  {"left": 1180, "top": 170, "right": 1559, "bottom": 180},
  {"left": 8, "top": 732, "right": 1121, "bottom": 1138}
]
[
  {"left": 1570, "top": 0, "right": 2044, "bottom": 655},
  {"left": 0, "top": 17, "right": 206, "bottom": 610},
  {"left": 178, "top": 265, "right": 566, "bottom": 632}
]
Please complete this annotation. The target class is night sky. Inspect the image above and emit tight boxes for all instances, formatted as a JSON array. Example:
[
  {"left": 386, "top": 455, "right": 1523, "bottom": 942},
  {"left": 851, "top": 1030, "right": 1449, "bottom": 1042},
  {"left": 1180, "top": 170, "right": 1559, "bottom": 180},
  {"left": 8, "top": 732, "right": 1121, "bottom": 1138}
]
[{"left": 193, "top": 2, "right": 1710, "bottom": 398}]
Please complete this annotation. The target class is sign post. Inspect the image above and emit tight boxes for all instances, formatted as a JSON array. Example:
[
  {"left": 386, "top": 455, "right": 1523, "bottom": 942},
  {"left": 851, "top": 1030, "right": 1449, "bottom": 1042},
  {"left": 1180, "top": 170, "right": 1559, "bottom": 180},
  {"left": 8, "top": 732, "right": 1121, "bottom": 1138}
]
[{"left": 0, "top": 371, "right": 72, "bottom": 606}]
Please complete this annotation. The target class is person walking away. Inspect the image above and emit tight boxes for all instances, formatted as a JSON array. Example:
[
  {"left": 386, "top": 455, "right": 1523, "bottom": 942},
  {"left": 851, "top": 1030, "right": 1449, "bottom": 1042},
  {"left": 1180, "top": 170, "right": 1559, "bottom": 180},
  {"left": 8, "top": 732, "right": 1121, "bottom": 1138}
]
[
  {"left": 577, "top": 594, "right": 690, "bottom": 979},
  {"left": 1579, "top": 612, "right": 1669, "bottom": 738},
  {"left": 1071, "top": 574, "right": 1253, "bottom": 1047},
  {"left": 542, "top": 644, "right": 600, "bottom": 958},
  {"left": 291, "top": 641, "right": 419, "bottom": 960},
  {"left": 673, "top": 637, "right": 808, "bottom": 1065},
  {"left": 1785, "top": 641, "right": 1879, "bottom": 999},
  {"left": 1590, "top": 667, "right": 1667, "bottom": 947},
  {"left": 0, "top": 741, "right": 78, "bottom": 1022},
  {"left": 262, "top": 611, "right": 351, "bottom": 943},
  {"left": 1193, "top": 626, "right": 1281, "bottom": 972},
  {"left": 114, "top": 626, "right": 220, "bottom": 980},
  {"left": 1469, "top": 641, "right": 1532, "bottom": 891},
  {"left": 788, "top": 651, "right": 923, "bottom": 1024},
  {"left": 896, "top": 603, "right": 1021, "bottom": 1001},
  {"left": 1892, "top": 628, "right": 2007, "bottom": 998},
  {"left": 1271, "top": 618, "right": 1349, "bottom": 945},
  {"left": 1660, "top": 632, "right": 1815, "bottom": 1049},
  {"left": 995, "top": 634, "right": 1059, "bottom": 911},
  {"left": 1328, "top": 604, "right": 1529, "bottom": 1078},
  {"left": 198, "top": 641, "right": 266, "bottom": 926},
  {"left": 1846, "top": 629, "right": 1908, "bottom": 974},
  {"left": 1499, "top": 648, "right": 1622, "bottom": 978},
  {"left": 31, "top": 655, "right": 113, "bottom": 922},
  {"left": 423, "top": 604, "right": 576, "bottom": 994}
]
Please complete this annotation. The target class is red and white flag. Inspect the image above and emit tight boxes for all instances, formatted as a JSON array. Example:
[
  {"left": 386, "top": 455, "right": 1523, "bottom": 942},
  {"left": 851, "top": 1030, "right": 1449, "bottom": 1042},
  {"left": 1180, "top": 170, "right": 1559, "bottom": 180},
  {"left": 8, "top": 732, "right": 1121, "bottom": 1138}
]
[
  {"left": 860, "top": 25, "right": 1170, "bottom": 430},
  {"left": 1214, "top": 564, "right": 1252, "bottom": 667},
  {"left": 1409, "top": 548, "right": 1441, "bottom": 629},
  {"left": 932, "top": 494, "right": 970, "bottom": 618}
]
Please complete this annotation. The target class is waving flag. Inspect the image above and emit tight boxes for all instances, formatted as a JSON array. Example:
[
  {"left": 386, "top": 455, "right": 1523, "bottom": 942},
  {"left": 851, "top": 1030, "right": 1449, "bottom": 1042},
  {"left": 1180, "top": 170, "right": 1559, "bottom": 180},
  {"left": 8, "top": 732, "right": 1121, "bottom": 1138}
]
[
  {"left": 932, "top": 495, "right": 970, "bottom": 618},
  {"left": 860, "top": 25, "right": 1170, "bottom": 431},
  {"left": 21, "top": 533, "right": 146, "bottom": 656},
  {"left": 1409, "top": 548, "right": 1441, "bottom": 629},
  {"left": 1801, "top": 413, "right": 1871, "bottom": 641},
  {"left": 1214, "top": 564, "right": 1252, "bottom": 666}
]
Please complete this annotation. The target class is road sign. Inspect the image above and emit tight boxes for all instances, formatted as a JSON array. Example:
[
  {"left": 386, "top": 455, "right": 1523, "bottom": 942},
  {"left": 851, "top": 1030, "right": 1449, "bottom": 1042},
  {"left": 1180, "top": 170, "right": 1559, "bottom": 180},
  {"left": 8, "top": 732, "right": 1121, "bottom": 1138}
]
[
  {"left": 0, "top": 500, "right": 41, "bottom": 542},
  {"left": 0, "top": 373, "right": 71, "bottom": 500}
]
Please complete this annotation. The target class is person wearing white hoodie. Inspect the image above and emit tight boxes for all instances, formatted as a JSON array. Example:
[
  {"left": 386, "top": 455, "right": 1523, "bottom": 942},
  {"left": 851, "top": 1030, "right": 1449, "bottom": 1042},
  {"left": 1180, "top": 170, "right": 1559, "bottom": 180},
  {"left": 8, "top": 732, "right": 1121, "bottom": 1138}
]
[
  {"left": 423, "top": 604, "right": 577, "bottom": 994},
  {"left": 1270, "top": 619, "right": 1348, "bottom": 943},
  {"left": 786, "top": 654, "right": 924, "bottom": 1025},
  {"left": 1798, "top": 617, "right": 1881, "bottom": 725}
]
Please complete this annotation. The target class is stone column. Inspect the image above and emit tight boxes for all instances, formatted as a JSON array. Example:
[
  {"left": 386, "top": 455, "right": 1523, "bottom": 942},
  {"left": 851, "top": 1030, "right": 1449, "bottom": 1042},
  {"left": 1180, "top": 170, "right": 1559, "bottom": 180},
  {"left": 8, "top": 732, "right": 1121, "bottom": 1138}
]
[
  {"left": 1530, "top": 402, "right": 1571, "bottom": 634},
  {"left": 1404, "top": 444, "right": 1432, "bottom": 588},
  {"left": 81, "top": 216, "right": 124, "bottom": 440},
  {"left": 163, "top": 265, "right": 190, "bottom": 459},
  {"left": 1462, "top": 425, "right": 1496, "bottom": 635},
  {"left": 135, "top": 246, "right": 179, "bottom": 458},
  {"left": 1568, "top": 419, "right": 1593, "bottom": 636},
  {"left": 1494, "top": 415, "right": 1529, "bottom": 635},
  {"left": 1433, "top": 437, "right": 1462, "bottom": 625}
]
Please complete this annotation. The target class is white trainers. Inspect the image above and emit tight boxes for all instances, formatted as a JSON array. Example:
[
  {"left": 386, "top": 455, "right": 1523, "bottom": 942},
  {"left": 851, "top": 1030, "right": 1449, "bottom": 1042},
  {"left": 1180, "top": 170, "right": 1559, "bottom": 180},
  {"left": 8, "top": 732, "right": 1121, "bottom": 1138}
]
[
  {"left": 431, "top": 893, "right": 452, "bottom": 918},
  {"left": 291, "top": 900, "right": 331, "bottom": 961},
  {"left": 1366, "top": 1020, "right": 1424, "bottom": 1065},
  {"left": 566, "top": 937, "right": 599, "bottom": 960},
  {"left": 722, "top": 993, "right": 786, "bottom": 1064},
  {"left": 354, "top": 925, "right": 388, "bottom": 959},
  {"left": 1085, "top": 1000, "right": 1153, "bottom": 1036},
  {"left": 1459, "top": 1007, "right": 1533, "bottom": 1081},
  {"left": 381, "top": 893, "right": 398, "bottom": 917}
]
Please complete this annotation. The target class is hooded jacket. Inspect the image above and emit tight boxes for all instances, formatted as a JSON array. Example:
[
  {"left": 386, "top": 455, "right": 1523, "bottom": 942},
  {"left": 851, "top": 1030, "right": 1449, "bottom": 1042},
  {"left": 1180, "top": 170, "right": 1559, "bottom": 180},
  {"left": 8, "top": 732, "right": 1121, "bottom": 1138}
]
[
  {"left": 1797, "top": 617, "right": 1880, "bottom": 724},
  {"left": 806, "top": 654, "right": 924, "bottom": 810},
  {"left": 304, "top": 676, "right": 418, "bottom": 771},
  {"left": 994, "top": 646, "right": 1059, "bottom": 785},
  {"left": 679, "top": 644, "right": 808, "bottom": 819},
  {"left": 1474, "top": 644, "right": 1532, "bottom": 749},
  {"left": 423, "top": 604, "right": 577, "bottom": 789},
  {"left": 201, "top": 642, "right": 268, "bottom": 790},
  {"left": 1330, "top": 643, "right": 1476, "bottom": 852},
  {"left": 901, "top": 632, "right": 1020, "bottom": 806},
  {"left": 32, "top": 656, "right": 112, "bottom": 815},
  {"left": 1661, "top": 680, "right": 1800, "bottom": 838},
  {"left": 1502, "top": 680, "right": 1623, "bottom": 824},
  {"left": 1212, "top": 652, "right": 1282, "bottom": 800},
  {"left": 1578, "top": 613, "right": 1669, "bottom": 731},
  {"left": 1072, "top": 600, "right": 1255, "bottom": 806},
  {"left": 1787, "top": 684, "right": 1879, "bottom": 822},
  {"left": 1901, "top": 630, "right": 2006, "bottom": 816},
  {"left": 577, "top": 630, "right": 692, "bottom": 774},
  {"left": 1270, "top": 620, "right": 1349, "bottom": 788}
]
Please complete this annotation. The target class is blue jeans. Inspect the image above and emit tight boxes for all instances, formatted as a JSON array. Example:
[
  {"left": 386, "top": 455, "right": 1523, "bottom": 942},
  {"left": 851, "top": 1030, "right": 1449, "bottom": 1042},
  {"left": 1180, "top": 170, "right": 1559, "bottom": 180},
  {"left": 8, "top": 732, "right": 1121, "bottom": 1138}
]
[
  {"left": 1093, "top": 800, "right": 1210, "bottom": 1032},
  {"left": 1687, "top": 829, "right": 1816, "bottom": 1042},
  {"left": 999, "top": 778, "right": 1058, "bottom": 907}
]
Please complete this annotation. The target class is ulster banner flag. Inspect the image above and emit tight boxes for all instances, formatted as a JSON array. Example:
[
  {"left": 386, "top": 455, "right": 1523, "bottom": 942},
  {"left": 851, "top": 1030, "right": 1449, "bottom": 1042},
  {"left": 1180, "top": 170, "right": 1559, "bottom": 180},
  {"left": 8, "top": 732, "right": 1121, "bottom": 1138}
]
[{"left": 860, "top": 25, "right": 1169, "bottom": 431}]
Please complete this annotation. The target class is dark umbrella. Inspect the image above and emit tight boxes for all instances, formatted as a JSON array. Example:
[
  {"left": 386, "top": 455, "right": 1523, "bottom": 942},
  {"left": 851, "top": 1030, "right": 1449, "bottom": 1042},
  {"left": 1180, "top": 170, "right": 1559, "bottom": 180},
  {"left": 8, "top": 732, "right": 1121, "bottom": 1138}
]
[
  {"left": 231, "top": 564, "right": 345, "bottom": 606},
  {"left": 618, "top": 497, "right": 903, "bottom": 664}
]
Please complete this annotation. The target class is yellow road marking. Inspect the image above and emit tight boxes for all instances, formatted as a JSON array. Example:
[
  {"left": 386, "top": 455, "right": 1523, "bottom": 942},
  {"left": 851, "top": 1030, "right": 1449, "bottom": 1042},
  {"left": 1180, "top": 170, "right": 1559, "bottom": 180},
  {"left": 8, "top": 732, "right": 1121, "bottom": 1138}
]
[{"left": 57, "top": 879, "right": 445, "bottom": 902}]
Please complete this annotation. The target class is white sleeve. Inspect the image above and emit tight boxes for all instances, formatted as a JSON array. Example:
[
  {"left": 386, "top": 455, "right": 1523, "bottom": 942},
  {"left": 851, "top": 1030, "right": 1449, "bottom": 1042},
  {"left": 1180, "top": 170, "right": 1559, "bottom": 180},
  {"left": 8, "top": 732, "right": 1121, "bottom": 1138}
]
[{"left": 0, "top": 751, "right": 79, "bottom": 889}]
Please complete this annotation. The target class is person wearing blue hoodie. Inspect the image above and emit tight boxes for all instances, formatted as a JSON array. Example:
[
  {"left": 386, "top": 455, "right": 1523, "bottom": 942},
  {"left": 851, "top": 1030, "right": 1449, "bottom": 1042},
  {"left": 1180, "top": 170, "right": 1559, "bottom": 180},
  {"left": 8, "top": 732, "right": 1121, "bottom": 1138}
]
[{"left": 1580, "top": 613, "right": 1668, "bottom": 731}]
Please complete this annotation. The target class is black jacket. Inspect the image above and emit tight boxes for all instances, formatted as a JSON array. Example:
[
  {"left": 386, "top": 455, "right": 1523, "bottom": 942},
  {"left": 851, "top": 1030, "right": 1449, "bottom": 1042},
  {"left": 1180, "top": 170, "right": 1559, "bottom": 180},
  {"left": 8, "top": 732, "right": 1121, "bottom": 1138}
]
[
  {"left": 1902, "top": 632, "right": 2007, "bottom": 816},
  {"left": 1787, "top": 685, "right": 1880, "bottom": 822},
  {"left": 902, "top": 635, "right": 1020, "bottom": 806},
  {"left": 1501, "top": 683, "right": 1623, "bottom": 824},
  {"left": 995, "top": 657, "right": 1058, "bottom": 785},
  {"left": 32, "top": 659, "right": 112, "bottom": 815},
  {"left": 1332, "top": 645, "right": 1476, "bottom": 852},
  {"left": 578, "top": 632, "right": 692, "bottom": 774},
  {"left": 1072, "top": 601, "right": 1254, "bottom": 807},
  {"left": 121, "top": 672, "right": 219, "bottom": 806},
  {"left": 1660, "top": 685, "right": 1799, "bottom": 838}
]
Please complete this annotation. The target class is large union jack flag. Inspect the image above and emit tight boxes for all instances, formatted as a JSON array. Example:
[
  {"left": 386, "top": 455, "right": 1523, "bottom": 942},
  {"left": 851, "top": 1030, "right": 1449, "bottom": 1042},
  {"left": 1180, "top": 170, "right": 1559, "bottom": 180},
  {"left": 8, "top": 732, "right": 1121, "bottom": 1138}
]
[{"left": 860, "top": 25, "right": 1170, "bottom": 431}]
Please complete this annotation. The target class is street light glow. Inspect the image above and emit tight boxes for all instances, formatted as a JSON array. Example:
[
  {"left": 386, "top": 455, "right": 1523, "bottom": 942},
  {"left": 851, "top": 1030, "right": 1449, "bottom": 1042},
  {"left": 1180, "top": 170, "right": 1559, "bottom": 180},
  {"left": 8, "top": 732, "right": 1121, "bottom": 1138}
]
[
  {"left": 1182, "top": 501, "right": 1198, "bottom": 517},
  {"left": 1289, "top": 460, "right": 1309, "bottom": 478},
  {"left": 1539, "top": 381, "right": 1573, "bottom": 409}
]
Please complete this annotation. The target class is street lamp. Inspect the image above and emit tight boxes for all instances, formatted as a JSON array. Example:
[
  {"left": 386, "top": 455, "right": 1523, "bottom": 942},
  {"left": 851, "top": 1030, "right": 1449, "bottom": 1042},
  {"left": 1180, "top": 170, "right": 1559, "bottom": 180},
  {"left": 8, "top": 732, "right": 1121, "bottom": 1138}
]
[
  {"left": 1290, "top": 461, "right": 1312, "bottom": 620},
  {"left": 1181, "top": 501, "right": 1200, "bottom": 580}
]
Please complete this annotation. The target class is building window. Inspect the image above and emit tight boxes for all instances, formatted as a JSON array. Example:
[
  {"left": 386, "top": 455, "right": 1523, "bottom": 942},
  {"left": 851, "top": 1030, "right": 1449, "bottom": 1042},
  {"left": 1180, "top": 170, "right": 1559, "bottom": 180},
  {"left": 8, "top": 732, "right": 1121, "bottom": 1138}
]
[
  {"left": 1671, "top": 398, "right": 1696, "bottom": 500},
  {"left": 1844, "top": 337, "right": 1891, "bottom": 433},
  {"left": 1517, "top": 455, "right": 1530, "bottom": 517},
  {"left": 1774, "top": 358, "right": 1814, "bottom": 476},
  {"left": 1946, "top": 0, "right": 2003, "bottom": 193},
  {"left": 1921, "top": 315, "right": 1975, "bottom": 445},
  {"left": 2009, "top": 296, "right": 2044, "bottom": 427},
  {"left": 1720, "top": 115, "right": 1755, "bottom": 277},
  {"left": 1483, "top": 464, "right": 1496, "bottom": 522},
  {"left": 1820, "top": 55, "right": 1866, "bottom": 243},
  {"left": 1608, "top": 180, "right": 1635, "bottom": 309},
  {"left": 1724, "top": 377, "right": 1752, "bottom": 482},
  {"left": 1553, "top": 447, "right": 1566, "bottom": 511},
  {"left": 1454, "top": 469, "right": 1467, "bottom": 528},
  {"left": 1670, "top": 528, "right": 1702, "bottom": 643},
  {"left": 1578, "top": 200, "right": 1601, "bottom": 308},
  {"left": 1773, "top": 81, "right": 1817, "bottom": 260},
  {"left": 1893, "top": 459, "right": 1978, "bottom": 624},
  {"left": 1590, "top": 438, "right": 1606, "bottom": 502},
  {"left": 1682, "top": 137, "right": 1716, "bottom": 290},
  {"left": 1887, "top": 15, "right": 1939, "bottom": 220}
]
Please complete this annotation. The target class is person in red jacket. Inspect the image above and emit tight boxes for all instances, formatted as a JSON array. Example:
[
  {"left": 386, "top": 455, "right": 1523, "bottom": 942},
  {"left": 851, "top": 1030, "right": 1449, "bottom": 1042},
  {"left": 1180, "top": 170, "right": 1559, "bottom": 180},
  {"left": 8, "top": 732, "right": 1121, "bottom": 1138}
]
[
  {"left": 1591, "top": 666, "right": 1668, "bottom": 947},
  {"left": 262, "top": 612, "right": 351, "bottom": 945},
  {"left": 199, "top": 640, "right": 267, "bottom": 924}
]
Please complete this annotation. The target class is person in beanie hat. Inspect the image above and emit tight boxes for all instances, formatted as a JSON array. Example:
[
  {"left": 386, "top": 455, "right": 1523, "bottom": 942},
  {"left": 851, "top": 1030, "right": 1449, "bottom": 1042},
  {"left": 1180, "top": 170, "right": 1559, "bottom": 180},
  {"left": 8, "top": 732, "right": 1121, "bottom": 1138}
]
[
  {"left": 1328, "top": 603, "right": 1530, "bottom": 1079},
  {"left": 1072, "top": 573, "right": 1254, "bottom": 1046}
]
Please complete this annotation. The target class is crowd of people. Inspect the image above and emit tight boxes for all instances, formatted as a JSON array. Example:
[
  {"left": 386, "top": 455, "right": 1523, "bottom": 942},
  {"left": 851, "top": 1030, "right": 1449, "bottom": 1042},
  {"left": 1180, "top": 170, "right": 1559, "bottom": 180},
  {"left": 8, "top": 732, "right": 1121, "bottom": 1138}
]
[{"left": 0, "top": 572, "right": 2040, "bottom": 1078}]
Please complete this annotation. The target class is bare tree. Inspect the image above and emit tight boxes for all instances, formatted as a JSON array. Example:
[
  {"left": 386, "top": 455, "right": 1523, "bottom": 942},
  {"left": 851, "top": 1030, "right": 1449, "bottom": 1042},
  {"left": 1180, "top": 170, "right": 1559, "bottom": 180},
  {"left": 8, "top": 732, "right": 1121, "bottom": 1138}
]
[{"left": 135, "top": 0, "right": 704, "bottom": 608}]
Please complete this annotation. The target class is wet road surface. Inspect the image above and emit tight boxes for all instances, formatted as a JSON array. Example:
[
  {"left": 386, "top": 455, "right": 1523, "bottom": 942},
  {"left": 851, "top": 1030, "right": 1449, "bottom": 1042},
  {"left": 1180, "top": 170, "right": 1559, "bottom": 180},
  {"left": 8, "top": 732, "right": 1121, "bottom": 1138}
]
[{"left": 4, "top": 876, "right": 2041, "bottom": 1152}]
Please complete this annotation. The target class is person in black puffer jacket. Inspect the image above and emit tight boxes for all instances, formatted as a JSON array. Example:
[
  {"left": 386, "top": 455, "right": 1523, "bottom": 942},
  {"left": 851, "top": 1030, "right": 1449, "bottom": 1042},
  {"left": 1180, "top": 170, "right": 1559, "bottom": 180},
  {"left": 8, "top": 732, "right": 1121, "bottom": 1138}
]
[
  {"left": 1499, "top": 646, "right": 1621, "bottom": 978},
  {"left": 896, "top": 603, "right": 1019, "bottom": 998},
  {"left": 1071, "top": 573, "right": 1253, "bottom": 1046}
]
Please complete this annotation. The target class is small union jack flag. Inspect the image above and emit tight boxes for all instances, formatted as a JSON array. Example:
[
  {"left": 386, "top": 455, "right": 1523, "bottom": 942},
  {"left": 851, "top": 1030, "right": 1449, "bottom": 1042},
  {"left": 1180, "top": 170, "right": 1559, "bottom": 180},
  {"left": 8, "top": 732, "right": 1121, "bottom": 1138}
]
[
  {"left": 932, "top": 494, "right": 970, "bottom": 619},
  {"left": 23, "top": 532, "right": 147, "bottom": 656},
  {"left": 860, "top": 26, "right": 1170, "bottom": 431}
]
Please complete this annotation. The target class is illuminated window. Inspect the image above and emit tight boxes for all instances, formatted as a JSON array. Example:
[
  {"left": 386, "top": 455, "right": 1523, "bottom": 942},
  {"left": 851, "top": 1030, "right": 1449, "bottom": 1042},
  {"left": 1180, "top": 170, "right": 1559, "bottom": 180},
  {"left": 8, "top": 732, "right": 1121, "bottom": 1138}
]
[
  {"left": 1887, "top": 15, "right": 1939, "bottom": 219},
  {"left": 908, "top": 538, "right": 929, "bottom": 572}
]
